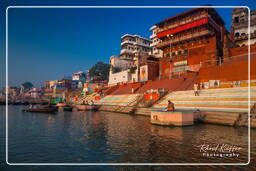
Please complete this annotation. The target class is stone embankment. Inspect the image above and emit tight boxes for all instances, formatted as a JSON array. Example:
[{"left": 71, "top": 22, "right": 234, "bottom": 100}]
[{"left": 96, "top": 86, "right": 256, "bottom": 128}]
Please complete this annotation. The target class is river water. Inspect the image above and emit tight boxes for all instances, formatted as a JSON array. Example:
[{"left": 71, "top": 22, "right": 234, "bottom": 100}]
[{"left": 1, "top": 105, "right": 256, "bottom": 170}]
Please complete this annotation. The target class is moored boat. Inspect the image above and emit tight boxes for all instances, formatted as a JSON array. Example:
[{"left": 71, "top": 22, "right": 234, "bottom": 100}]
[
  {"left": 22, "top": 105, "right": 58, "bottom": 113},
  {"left": 58, "top": 105, "right": 73, "bottom": 112},
  {"left": 56, "top": 102, "right": 68, "bottom": 107},
  {"left": 74, "top": 104, "right": 100, "bottom": 111}
]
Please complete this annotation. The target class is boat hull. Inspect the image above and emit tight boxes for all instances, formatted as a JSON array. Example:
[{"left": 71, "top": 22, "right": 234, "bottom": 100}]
[
  {"left": 22, "top": 107, "right": 57, "bottom": 113},
  {"left": 74, "top": 105, "right": 99, "bottom": 111}
]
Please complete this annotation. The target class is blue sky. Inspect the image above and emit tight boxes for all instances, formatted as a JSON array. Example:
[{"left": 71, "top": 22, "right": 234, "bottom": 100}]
[{"left": 1, "top": 0, "right": 256, "bottom": 88}]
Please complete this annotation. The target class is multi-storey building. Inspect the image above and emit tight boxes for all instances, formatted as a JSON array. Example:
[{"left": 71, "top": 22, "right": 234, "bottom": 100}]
[
  {"left": 149, "top": 25, "right": 163, "bottom": 58},
  {"left": 108, "top": 34, "right": 152, "bottom": 85},
  {"left": 231, "top": 8, "right": 256, "bottom": 46},
  {"left": 154, "top": 7, "right": 226, "bottom": 79},
  {"left": 120, "top": 34, "right": 152, "bottom": 60}
]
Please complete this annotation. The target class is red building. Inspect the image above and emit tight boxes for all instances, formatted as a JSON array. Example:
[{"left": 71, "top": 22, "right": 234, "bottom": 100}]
[{"left": 154, "top": 7, "right": 226, "bottom": 79}]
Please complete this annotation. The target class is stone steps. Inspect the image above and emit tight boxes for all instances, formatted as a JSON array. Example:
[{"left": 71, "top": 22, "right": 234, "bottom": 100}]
[
  {"left": 153, "top": 87, "right": 255, "bottom": 113},
  {"left": 134, "top": 107, "right": 152, "bottom": 116},
  {"left": 202, "top": 112, "right": 240, "bottom": 126},
  {"left": 98, "top": 105, "right": 134, "bottom": 114}
]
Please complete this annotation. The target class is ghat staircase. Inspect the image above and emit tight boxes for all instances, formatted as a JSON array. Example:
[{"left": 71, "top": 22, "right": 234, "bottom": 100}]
[{"left": 153, "top": 87, "right": 256, "bottom": 126}]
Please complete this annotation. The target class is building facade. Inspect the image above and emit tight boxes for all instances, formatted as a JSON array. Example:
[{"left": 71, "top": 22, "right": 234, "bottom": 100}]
[
  {"left": 154, "top": 8, "right": 226, "bottom": 79},
  {"left": 110, "top": 55, "right": 133, "bottom": 71},
  {"left": 120, "top": 34, "right": 152, "bottom": 60},
  {"left": 231, "top": 8, "right": 256, "bottom": 46},
  {"left": 149, "top": 25, "right": 163, "bottom": 58},
  {"left": 108, "top": 34, "right": 152, "bottom": 85}
]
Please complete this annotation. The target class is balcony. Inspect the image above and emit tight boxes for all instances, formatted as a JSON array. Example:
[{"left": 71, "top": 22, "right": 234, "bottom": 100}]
[
  {"left": 121, "top": 40, "right": 136, "bottom": 46},
  {"left": 156, "top": 30, "right": 213, "bottom": 49},
  {"left": 234, "top": 32, "right": 256, "bottom": 41},
  {"left": 157, "top": 14, "right": 208, "bottom": 33},
  {"left": 120, "top": 49, "right": 134, "bottom": 54}
]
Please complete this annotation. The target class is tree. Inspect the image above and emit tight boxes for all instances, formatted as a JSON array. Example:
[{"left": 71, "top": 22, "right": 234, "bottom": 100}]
[{"left": 89, "top": 62, "right": 110, "bottom": 82}]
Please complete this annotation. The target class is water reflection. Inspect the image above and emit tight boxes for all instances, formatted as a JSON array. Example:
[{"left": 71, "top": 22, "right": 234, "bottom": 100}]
[{"left": 4, "top": 106, "right": 253, "bottom": 165}]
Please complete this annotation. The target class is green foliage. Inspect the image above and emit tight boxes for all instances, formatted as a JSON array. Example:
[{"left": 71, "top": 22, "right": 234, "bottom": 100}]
[
  {"left": 89, "top": 61, "right": 110, "bottom": 82},
  {"left": 112, "top": 67, "right": 122, "bottom": 74}
]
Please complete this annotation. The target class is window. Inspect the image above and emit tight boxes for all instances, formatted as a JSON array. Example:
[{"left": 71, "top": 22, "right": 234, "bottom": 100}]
[
  {"left": 234, "top": 16, "right": 239, "bottom": 23},
  {"left": 184, "top": 49, "right": 188, "bottom": 56}
]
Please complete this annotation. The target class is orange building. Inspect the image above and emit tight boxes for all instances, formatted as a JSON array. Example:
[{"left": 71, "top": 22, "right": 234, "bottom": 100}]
[{"left": 154, "top": 7, "right": 226, "bottom": 79}]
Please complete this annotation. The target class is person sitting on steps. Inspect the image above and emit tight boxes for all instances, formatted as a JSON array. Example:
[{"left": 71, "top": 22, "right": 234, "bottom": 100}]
[
  {"left": 162, "top": 100, "right": 175, "bottom": 112},
  {"left": 167, "top": 100, "right": 175, "bottom": 111}
]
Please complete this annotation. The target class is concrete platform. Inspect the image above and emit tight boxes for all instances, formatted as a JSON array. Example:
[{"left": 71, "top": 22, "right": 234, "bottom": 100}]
[{"left": 150, "top": 110, "right": 194, "bottom": 126}]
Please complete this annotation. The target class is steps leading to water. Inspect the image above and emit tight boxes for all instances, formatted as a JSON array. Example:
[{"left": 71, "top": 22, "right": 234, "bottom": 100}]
[
  {"left": 97, "top": 86, "right": 256, "bottom": 127},
  {"left": 153, "top": 87, "right": 255, "bottom": 113},
  {"left": 99, "top": 105, "right": 134, "bottom": 114},
  {"left": 202, "top": 112, "right": 240, "bottom": 126},
  {"left": 97, "top": 94, "right": 143, "bottom": 106},
  {"left": 133, "top": 107, "right": 152, "bottom": 116}
]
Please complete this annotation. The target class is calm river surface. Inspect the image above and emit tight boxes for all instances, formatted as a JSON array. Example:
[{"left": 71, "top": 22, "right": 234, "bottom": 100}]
[{"left": 1, "top": 105, "right": 256, "bottom": 170}]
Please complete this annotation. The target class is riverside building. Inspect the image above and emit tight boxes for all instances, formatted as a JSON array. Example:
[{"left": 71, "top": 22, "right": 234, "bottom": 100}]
[
  {"left": 149, "top": 25, "right": 163, "bottom": 58},
  {"left": 231, "top": 8, "right": 256, "bottom": 46},
  {"left": 154, "top": 7, "right": 226, "bottom": 79},
  {"left": 119, "top": 34, "right": 152, "bottom": 60},
  {"left": 108, "top": 34, "right": 152, "bottom": 85}
]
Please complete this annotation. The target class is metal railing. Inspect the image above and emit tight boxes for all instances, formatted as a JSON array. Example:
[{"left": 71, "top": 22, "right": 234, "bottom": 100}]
[
  {"left": 156, "top": 30, "right": 212, "bottom": 48},
  {"left": 157, "top": 14, "right": 208, "bottom": 33},
  {"left": 234, "top": 33, "right": 256, "bottom": 40}
]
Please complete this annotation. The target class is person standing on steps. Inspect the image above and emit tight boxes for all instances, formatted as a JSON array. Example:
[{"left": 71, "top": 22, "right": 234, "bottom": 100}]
[{"left": 194, "top": 83, "right": 199, "bottom": 96}]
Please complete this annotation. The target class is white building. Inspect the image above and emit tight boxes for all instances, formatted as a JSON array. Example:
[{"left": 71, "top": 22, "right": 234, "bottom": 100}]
[
  {"left": 71, "top": 72, "right": 85, "bottom": 89},
  {"left": 120, "top": 34, "right": 152, "bottom": 60},
  {"left": 231, "top": 8, "right": 256, "bottom": 46},
  {"left": 108, "top": 34, "right": 151, "bottom": 86},
  {"left": 27, "top": 88, "right": 43, "bottom": 98},
  {"left": 72, "top": 71, "right": 85, "bottom": 81},
  {"left": 149, "top": 25, "right": 163, "bottom": 58}
]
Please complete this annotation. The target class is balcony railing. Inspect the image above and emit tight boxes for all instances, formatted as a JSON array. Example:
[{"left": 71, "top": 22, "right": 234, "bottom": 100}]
[
  {"left": 157, "top": 14, "right": 208, "bottom": 33},
  {"left": 156, "top": 30, "right": 212, "bottom": 48},
  {"left": 234, "top": 32, "right": 256, "bottom": 41},
  {"left": 121, "top": 40, "right": 136, "bottom": 45},
  {"left": 120, "top": 49, "right": 134, "bottom": 54}
]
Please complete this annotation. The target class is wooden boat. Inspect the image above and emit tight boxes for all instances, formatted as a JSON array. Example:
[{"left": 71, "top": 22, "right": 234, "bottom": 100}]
[
  {"left": 74, "top": 104, "right": 100, "bottom": 111},
  {"left": 22, "top": 105, "right": 58, "bottom": 113},
  {"left": 56, "top": 102, "right": 68, "bottom": 107},
  {"left": 63, "top": 106, "right": 73, "bottom": 111},
  {"left": 58, "top": 105, "right": 73, "bottom": 112}
]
